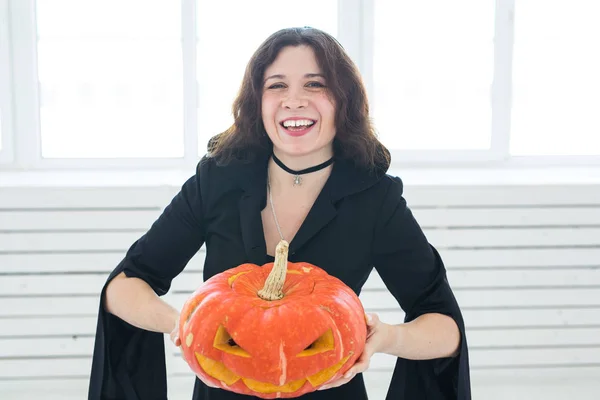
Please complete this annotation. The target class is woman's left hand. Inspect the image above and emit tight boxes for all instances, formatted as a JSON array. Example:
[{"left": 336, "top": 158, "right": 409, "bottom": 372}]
[{"left": 318, "top": 312, "right": 391, "bottom": 391}]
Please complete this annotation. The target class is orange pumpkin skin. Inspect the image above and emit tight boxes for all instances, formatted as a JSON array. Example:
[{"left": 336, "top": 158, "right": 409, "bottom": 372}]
[{"left": 179, "top": 260, "right": 367, "bottom": 398}]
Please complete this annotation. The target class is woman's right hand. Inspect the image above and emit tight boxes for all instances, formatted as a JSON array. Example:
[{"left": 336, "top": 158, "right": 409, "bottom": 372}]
[
  {"left": 170, "top": 316, "right": 220, "bottom": 389},
  {"left": 169, "top": 317, "right": 181, "bottom": 346}
]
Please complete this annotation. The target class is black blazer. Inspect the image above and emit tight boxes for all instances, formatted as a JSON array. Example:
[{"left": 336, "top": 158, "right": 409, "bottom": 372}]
[{"left": 88, "top": 152, "right": 471, "bottom": 400}]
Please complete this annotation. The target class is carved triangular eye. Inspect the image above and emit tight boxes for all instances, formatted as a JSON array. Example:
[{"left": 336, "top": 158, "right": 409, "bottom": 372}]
[
  {"left": 297, "top": 329, "right": 335, "bottom": 357},
  {"left": 213, "top": 325, "right": 251, "bottom": 358}
]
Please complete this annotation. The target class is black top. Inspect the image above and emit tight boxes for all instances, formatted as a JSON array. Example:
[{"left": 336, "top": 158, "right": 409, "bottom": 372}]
[{"left": 88, "top": 152, "right": 471, "bottom": 400}]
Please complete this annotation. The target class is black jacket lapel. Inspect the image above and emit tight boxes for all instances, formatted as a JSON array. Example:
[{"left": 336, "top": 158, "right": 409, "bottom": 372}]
[
  {"left": 236, "top": 155, "right": 269, "bottom": 265},
  {"left": 235, "top": 153, "right": 383, "bottom": 263},
  {"left": 238, "top": 192, "right": 268, "bottom": 265},
  {"left": 287, "top": 177, "right": 337, "bottom": 256},
  {"left": 288, "top": 157, "right": 382, "bottom": 255}
]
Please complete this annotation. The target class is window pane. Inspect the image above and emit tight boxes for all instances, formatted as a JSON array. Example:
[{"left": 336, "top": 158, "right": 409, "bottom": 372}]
[
  {"left": 0, "top": 114, "right": 3, "bottom": 152},
  {"left": 0, "top": 0, "right": 7, "bottom": 154},
  {"left": 36, "top": 0, "right": 183, "bottom": 158},
  {"left": 510, "top": 1, "right": 600, "bottom": 156},
  {"left": 372, "top": 0, "right": 495, "bottom": 150},
  {"left": 196, "top": 0, "right": 338, "bottom": 152}
]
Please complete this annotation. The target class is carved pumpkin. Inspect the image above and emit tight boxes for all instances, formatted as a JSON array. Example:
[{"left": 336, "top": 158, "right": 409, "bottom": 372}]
[{"left": 179, "top": 240, "right": 367, "bottom": 398}]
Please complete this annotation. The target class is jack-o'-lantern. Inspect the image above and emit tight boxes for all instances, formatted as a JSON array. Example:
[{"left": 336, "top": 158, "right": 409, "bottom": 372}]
[{"left": 179, "top": 240, "right": 367, "bottom": 398}]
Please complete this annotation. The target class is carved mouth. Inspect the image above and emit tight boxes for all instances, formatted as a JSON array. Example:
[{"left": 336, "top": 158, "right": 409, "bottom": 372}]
[{"left": 195, "top": 352, "right": 352, "bottom": 394}]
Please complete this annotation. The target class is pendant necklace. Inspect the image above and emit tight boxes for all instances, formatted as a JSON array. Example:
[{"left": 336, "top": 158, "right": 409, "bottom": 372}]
[
  {"left": 267, "top": 176, "right": 285, "bottom": 242},
  {"left": 271, "top": 153, "right": 334, "bottom": 187}
]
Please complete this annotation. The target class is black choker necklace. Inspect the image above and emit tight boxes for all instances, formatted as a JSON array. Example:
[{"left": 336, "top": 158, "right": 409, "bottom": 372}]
[{"left": 272, "top": 153, "right": 334, "bottom": 186}]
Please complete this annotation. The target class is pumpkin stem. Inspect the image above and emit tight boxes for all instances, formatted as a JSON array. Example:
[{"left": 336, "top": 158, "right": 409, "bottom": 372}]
[{"left": 257, "top": 240, "right": 289, "bottom": 301}]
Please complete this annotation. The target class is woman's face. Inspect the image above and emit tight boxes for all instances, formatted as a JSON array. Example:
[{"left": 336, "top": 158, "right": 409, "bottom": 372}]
[{"left": 261, "top": 45, "right": 336, "bottom": 159}]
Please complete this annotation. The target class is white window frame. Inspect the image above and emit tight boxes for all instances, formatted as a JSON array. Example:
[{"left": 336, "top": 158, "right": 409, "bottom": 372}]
[
  {"left": 7, "top": 0, "right": 198, "bottom": 170},
  {"left": 0, "top": 0, "right": 14, "bottom": 164},
  {"left": 343, "top": 0, "right": 517, "bottom": 167},
  {"left": 2, "top": 0, "right": 599, "bottom": 171},
  {"left": 493, "top": 0, "right": 600, "bottom": 168},
  {"left": 360, "top": 0, "right": 513, "bottom": 167}
]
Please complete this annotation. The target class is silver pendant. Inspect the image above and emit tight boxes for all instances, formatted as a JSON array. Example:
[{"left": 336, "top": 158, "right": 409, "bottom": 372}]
[{"left": 293, "top": 175, "right": 302, "bottom": 186}]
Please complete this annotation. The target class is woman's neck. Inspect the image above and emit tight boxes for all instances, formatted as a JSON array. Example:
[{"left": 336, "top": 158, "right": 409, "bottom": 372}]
[
  {"left": 271, "top": 147, "right": 334, "bottom": 171},
  {"left": 268, "top": 148, "right": 334, "bottom": 192}
]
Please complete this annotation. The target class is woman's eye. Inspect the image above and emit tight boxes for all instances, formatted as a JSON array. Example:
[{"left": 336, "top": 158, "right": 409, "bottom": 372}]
[{"left": 266, "top": 82, "right": 325, "bottom": 90}]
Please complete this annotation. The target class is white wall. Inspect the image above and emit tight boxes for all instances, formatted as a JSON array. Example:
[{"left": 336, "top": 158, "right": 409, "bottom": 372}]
[{"left": 1, "top": 173, "right": 600, "bottom": 399}]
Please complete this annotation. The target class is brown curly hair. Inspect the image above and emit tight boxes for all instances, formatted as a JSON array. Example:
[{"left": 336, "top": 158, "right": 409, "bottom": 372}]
[{"left": 207, "top": 27, "right": 390, "bottom": 172}]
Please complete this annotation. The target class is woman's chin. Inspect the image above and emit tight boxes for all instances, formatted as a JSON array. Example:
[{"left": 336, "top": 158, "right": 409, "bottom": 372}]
[
  {"left": 273, "top": 135, "right": 314, "bottom": 154},
  {"left": 270, "top": 129, "right": 333, "bottom": 158}
]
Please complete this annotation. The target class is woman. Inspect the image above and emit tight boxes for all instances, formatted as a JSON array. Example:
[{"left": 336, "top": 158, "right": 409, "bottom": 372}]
[{"left": 89, "top": 27, "right": 471, "bottom": 399}]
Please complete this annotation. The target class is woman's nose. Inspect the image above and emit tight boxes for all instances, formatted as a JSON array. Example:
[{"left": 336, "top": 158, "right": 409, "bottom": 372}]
[{"left": 282, "top": 91, "right": 308, "bottom": 109}]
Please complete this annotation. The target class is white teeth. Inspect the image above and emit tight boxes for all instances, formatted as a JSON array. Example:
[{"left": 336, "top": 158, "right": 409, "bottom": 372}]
[{"left": 282, "top": 119, "right": 315, "bottom": 128}]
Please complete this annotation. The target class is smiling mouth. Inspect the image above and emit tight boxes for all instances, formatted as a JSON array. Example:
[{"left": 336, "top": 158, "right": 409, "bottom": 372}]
[
  {"left": 279, "top": 119, "right": 316, "bottom": 133},
  {"left": 195, "top": 352, "right": 352, "bottom": 394}
]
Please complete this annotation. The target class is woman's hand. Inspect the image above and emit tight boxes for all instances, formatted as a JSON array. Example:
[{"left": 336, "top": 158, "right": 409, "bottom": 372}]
[
  {"left": 169, "top": 316, "right": 181, "bottom": 346},
  {"left": 170, "top": 316, "right": 220, "bottom": 389},
  {"left": 318, "top": 313, "right": 391, "bottom": 391}
]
